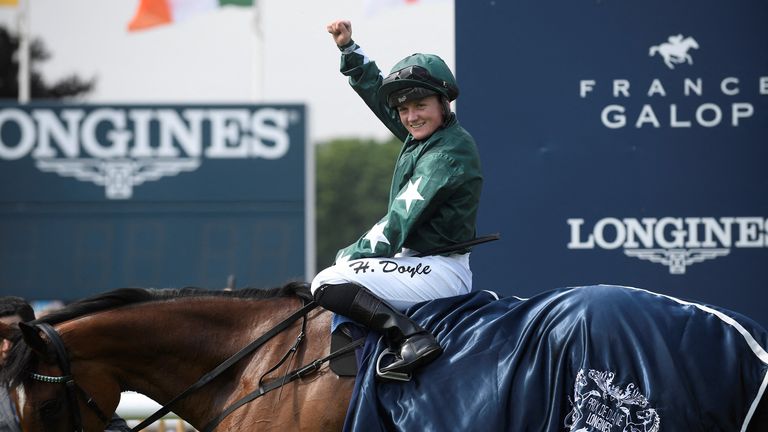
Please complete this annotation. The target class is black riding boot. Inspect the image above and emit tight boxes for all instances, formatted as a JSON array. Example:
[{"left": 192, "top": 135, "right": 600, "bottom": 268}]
[{"left": 314, "top": 283, "right": 442, "bottom": 374}]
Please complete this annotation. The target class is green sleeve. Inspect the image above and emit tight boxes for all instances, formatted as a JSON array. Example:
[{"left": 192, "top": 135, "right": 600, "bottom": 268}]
[{"left": 338, "top": 41, "right": 409, "bottom": 142}]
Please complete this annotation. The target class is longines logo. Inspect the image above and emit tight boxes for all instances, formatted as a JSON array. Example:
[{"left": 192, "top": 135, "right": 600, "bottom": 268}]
[
  {"left": 579, "top": 34, "right": 767, "bottom": 129},
  {"left": 567, "top": 217, "right": 767, "bottom": 274},
  {"left": 0, "top": 106, "right": 299, "bottom": 199}
]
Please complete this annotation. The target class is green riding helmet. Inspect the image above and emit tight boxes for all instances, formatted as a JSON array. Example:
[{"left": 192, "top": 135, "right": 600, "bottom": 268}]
[{"left": 379, "top": 53, "right": 459, "bottom": 108}]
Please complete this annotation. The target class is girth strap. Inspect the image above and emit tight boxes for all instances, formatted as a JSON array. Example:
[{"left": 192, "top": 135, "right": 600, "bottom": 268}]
[
  {"left": 202, "top": 337, "right": 365, "bottom": 432},
  {"left": 131, "top": 300, "right": 318, "bottom": 432}
]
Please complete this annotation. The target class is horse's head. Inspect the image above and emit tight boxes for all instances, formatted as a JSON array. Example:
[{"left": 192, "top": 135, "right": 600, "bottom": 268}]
[
  {"left": 575, "top": 369, "right": 588, "bottom": 387},
  {"left": 5, "top": 282, "right": 321, "bottom": 432},
  {"left": 637, "top": 408, "right": 658, "bottom": 420},
  {"left": 14, "top": 321, "right": 119, "bottom": 432},
  {"left": 1, "top": 288, "right": 153, "bottom": 432}
]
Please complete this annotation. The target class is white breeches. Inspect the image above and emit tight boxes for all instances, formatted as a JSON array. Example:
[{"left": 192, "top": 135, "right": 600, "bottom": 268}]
[{"left": 310, "top": 250, "right": 473, "bottom": 312}]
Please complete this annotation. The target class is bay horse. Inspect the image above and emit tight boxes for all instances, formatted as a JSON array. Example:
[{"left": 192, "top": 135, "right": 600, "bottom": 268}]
[
  {"left": 2, "top": 283, "right": 768, "bottom": 431},
  {"left": 0, "top": 282, "right": 355, "bottom": 431}
]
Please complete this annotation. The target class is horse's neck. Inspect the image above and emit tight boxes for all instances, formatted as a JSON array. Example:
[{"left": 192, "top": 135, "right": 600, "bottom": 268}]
[
  {"left": 65, "top": 298, "right": 354, "bottom": 432},
  {"left": 63, "top": 296, "right": 329, "bottom": 424}
]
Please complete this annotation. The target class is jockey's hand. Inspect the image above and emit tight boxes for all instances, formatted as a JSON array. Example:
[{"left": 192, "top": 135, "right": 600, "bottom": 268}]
[{"left": 327, "top": 19, "right": 352, "bottom": 47}]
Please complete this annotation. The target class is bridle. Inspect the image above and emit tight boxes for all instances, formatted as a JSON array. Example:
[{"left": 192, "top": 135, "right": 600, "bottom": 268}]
[
  {"left": 27, "top": 323, "right": 110, "bottom": 432},
  {"left": 24, "top": 300, "right": 364, "bottom": 432}
]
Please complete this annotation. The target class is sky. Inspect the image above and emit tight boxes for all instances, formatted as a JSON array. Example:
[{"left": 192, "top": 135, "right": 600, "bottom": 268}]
[{"left": 0, "top": 0, "right": 454, "bottom": 142}]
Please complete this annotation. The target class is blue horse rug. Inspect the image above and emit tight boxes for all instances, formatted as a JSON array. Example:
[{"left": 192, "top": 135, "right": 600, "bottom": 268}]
[{"left": 341, "top": 285, "right": 768, "bottom": 431}]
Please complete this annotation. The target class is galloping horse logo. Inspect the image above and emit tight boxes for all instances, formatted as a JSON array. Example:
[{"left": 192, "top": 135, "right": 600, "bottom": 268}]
[{"left": 649, "top": 34, "right": 699, "bottom": 69}]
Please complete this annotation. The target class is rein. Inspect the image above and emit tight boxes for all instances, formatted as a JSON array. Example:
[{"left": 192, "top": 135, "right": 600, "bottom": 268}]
[
  {"left": 201, "top": 336, "right": 365, "bottom": 432},
  {"left": 131, "top": 299, "right": 319, "bottom": 431},
  {"left": 29, "top": 323, "right": 110, "bottom": 432},
  {"left": 26, "top": 297, "right": 359, "bottom": 432}
]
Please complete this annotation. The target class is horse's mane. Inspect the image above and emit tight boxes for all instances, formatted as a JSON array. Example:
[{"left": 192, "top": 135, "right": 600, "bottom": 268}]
[
  {"left": 37, "top": 281, "right": 312, "bottom": 326},
  {"left": 0, "top": 281, "right": 312, "bottom": 387}
]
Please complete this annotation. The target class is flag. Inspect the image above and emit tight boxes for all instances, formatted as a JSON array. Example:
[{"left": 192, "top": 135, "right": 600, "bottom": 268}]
[
  {"left": 0, "top": 0, "right": 19, "bottom": 6},
  {"left": 128, "top": 0, "right": 253, "bottom": 32}
]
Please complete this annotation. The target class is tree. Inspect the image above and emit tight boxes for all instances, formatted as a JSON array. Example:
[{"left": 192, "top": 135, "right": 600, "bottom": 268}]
[
  {"left": 0, "top": 26, "right": 95, "bottom": 99},
  {"left": 315, "top": 137, "right": 402, "bottom": 269}
]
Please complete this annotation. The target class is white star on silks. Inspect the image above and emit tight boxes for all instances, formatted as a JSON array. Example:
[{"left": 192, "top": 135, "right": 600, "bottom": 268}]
[
  {"left": 364, "top": 220, "right": 391, "bottom": 252},
  {"left": 335, "top": 253, "right": 351, "bottom": 264},
  {"left": 396, "top": 177, "right": 424, "bottom": 213}
]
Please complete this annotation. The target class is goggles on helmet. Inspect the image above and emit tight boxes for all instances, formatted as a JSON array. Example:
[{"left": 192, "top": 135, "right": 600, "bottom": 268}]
[{"left": 382, "top": 65, "right": 449, "bottom": 93}]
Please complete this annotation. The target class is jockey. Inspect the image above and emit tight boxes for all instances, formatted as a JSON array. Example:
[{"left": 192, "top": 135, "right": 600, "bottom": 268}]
[{"left": 311, "top": 20, "right": 483, "bottom": 375}]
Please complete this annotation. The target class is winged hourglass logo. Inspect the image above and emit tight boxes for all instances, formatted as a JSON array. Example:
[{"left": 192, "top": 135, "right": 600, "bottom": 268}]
[
  {"left": 624, "top": 248, "right": 730, "bottom": 274},
  {"left": 567, "top": 217, "right": 766, "bottom": 275},
  {"left": 35, "top": 158, "right": 201, "bottom": 199}
]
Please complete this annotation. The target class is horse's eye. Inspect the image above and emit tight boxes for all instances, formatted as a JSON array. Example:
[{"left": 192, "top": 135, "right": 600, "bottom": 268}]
[{"left": 39, "top": 399, "right": 62, "bottom": 418}]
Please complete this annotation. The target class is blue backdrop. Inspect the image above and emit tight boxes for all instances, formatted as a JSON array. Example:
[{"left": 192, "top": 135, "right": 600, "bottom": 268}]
[
  {"left": 0, "top": 104, "right": 307, "bottom": 300},
  {"left": 456, "top": 0, "right": 768, "bottom": 326}
]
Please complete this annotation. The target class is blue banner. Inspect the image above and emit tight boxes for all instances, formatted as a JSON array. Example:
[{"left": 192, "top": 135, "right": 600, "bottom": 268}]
[
  {"left": 0, "top": 104, "right": 308, "bottom": 299},
  {"left": 456, "top": 1, "right": 768, "bottom": 326}
]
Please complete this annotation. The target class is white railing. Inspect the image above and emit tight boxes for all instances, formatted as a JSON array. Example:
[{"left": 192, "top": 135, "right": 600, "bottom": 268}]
[{"left": 116, "top": 392, "right": 197, "bottom": 432}]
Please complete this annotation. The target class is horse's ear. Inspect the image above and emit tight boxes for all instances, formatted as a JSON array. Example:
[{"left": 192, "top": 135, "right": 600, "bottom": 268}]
[{"left": 19, "top": 322, "right": 51, "bottom": 359}]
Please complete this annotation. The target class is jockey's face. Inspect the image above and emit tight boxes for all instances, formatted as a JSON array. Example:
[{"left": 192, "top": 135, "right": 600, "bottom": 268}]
[{"left": 396, "top": 94, "right": 444, "bottom": 140}]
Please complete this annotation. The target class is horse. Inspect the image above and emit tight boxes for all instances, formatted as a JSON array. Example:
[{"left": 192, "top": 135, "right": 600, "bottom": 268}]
[
  {"left": 648, "top": 34, "right": 699, "bottom": 69},
  {"left": 0, "top": 282, "right": 355, "bottom": 431},
  {"left": 2, "top": 283, "right": 768, "bottom": 431}
]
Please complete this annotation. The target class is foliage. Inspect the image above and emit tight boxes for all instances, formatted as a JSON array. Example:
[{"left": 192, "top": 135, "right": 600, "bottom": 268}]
[
  {"left": 0, "top": 26, "right": 95, "bottom": 99},
  {"left": 315, "top": 137, "right": 402, "bottom": 269}
]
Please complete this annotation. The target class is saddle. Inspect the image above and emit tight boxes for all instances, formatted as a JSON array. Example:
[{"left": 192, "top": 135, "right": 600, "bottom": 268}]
[{"left": 330, "top": 322, "right": 367, "bottom": 377}]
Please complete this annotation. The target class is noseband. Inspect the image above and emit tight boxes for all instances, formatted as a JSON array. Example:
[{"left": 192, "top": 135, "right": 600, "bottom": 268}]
[{"left": 28, "top": 323, "right": 110, "bottom": 432}]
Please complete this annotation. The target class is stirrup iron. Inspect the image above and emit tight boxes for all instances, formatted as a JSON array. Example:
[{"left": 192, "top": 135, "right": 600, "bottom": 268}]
[{"left": 375, "top": 348, "right": 412, "bottom": 382}]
